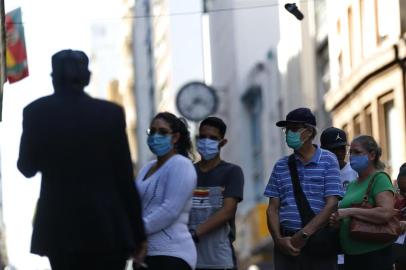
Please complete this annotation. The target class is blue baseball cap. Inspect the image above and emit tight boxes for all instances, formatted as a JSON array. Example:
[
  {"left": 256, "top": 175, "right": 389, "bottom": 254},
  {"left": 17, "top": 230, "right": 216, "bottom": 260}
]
[{"left": 276, "top": 107, "right": 317, "bottom": 127}]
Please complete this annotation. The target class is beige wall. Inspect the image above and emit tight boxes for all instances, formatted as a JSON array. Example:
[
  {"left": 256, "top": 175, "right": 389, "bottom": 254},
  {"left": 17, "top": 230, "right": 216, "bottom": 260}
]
[
  {"left": 327, "top": 0, "right": 402, "bottom": 91},
  {"left": 325, "top": 0, "right": 406, "bottom": 178},
  {"left": 151, "top": 0, "right": 174, "bottom": 112}
]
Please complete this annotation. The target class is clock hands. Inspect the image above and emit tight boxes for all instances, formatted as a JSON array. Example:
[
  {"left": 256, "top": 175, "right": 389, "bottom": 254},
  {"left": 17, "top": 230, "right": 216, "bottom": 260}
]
[
  {"left": 176, "top": 81, "right": 218, "bottom": 121},
  {"left": 186, "top": 96, "right": 209, "bottom": 113}
]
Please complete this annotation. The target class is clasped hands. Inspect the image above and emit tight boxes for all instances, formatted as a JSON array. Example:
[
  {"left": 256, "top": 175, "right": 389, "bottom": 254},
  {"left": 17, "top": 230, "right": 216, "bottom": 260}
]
[{"left": 275, "top": 231, "right": 307, "bottom": 257}]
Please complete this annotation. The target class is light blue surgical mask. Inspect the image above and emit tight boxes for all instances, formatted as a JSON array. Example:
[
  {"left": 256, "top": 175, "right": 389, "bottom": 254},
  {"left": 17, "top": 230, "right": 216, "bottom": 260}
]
[
  {"left": 286, "top": 130, "right": 304, "bottom": 150},
  {"left": 147, "top": 134, "right": 173, "bottom": 157},
  {"left": 197, "top": 138, "right": 220, "bottom": 160},
  {"left": 350, "top": 154, "right": 369, "bottom": 174}
]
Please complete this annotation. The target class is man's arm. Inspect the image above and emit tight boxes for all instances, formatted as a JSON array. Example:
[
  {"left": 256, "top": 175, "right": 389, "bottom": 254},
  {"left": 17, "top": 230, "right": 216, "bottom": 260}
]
[
  {"left": 17, "top": 107, "right": 39, "bottom": 177},
  {"left": 267, "top": 197, "right": 282, "bottom": 240},
  {"left": 195, "top": 165, "right": 244, "bottom": 238},
  {"left": 195, "top": 197, "right": 238, "bottom": 238},
  {"left": 267, "top": 197, "right": 300, "bottom": 256},
  {"left": 301, "top": 195, "right": 338, "bottom": 235},
  {"left": 290, "top": 196, "right": 338, "bottom": 250},
  {"left": 299, "top": 153, "right": 342, "bottom": 235}
]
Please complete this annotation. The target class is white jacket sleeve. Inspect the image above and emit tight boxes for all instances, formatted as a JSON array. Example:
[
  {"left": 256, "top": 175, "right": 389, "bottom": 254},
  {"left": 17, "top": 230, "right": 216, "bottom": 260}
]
[{"left": 143, "top": 158, "right": 197, "bottom": 234}]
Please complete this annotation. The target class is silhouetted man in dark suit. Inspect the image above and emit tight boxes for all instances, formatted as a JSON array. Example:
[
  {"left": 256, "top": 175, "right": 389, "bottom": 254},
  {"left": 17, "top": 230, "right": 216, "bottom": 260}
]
[{"left": 17, "top": 49, "right": 146, "bottom": 270}]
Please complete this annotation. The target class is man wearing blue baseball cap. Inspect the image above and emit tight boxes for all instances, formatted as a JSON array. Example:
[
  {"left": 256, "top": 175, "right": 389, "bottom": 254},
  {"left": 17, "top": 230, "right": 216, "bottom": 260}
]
[{"left": 264, "top": 107, "right": 343, "bottom": 270}]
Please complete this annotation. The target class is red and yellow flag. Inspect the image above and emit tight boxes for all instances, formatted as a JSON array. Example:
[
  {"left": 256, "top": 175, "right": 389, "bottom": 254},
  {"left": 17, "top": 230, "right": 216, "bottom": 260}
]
[{"left": 5, "top": 8, "right": 28, "bottom": 83}]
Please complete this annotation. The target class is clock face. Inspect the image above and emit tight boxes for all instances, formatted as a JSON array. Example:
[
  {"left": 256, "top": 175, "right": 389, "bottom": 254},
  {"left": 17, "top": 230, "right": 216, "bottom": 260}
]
[{"left": 176, "top": 82, "right": 218, "bottom": 122}]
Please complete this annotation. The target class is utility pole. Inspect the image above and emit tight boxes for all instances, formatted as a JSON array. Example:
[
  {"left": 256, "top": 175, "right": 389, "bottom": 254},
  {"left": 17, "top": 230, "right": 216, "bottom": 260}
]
[{"left": 133, "top": 0, "right": 155, "bottom": 170}]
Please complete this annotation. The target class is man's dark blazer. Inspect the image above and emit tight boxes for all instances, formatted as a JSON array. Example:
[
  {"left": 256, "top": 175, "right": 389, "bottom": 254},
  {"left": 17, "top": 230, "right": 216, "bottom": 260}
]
[{"left": 17, "top": 90, "right": 146, "bottom": 256}]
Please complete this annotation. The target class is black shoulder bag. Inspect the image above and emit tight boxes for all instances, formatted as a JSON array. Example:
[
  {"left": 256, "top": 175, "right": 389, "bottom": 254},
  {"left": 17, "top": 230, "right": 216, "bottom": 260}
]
[{"left": 288, "top": 154, "right": 340, "bottom": 256}]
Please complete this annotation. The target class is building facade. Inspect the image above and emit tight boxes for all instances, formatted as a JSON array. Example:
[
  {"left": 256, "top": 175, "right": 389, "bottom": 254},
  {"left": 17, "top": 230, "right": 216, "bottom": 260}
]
[
  {"left": 325, "top": 0, "right": 406, "bottom": 178},
  {"left": 133, "top": 0, "right": 175, "bottom": 170},
  {"left": 133, "top": 0, "right": 205, "bottom": 170},
  {"left": 90, "top": 0, "right": 138, "bottom": 166},
  {"left": 207, "top": 0, "right": 331, "bottom": 268},
  {"left": 206, "top": 0, "right": 279, "bottom": 268}
]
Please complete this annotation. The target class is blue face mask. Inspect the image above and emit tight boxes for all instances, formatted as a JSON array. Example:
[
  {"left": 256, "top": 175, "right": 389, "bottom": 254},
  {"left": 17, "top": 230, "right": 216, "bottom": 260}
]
[
  {"left": 197, "top": 138, "right": 220, "bottom": 160},
  {"left": 286, "top": 130, "right": 304, "bottom": 150},
  {"left": 147, "top": 134, "right": 173, "bottom": 157},
  {"left": 350, "top": 154, "right": 369, "bottom": 174}
]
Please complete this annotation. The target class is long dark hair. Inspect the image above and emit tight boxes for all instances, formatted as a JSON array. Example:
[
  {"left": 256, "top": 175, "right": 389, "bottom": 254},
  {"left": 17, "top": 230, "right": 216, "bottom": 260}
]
[
  {"left": 153, "top": 112, "right": 193, "bottom": 159},
  {"left": 353, "top": 135, "right": 385, "bottom": 170}
]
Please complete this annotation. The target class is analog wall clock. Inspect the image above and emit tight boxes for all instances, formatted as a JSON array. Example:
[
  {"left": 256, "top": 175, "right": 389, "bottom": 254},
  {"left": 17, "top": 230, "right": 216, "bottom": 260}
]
[{"left": 176, "top": 81, "right": 218, "bottom": 122}]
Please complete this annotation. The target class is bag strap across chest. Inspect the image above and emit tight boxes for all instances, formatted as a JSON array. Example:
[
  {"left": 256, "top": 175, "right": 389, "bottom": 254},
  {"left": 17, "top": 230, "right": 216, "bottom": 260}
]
[
  {"left": 361, "top": 171, "right": 392, "bottom": 204},
  {"left": 288, "top": 154, "right": 315, "bottom": 226}
]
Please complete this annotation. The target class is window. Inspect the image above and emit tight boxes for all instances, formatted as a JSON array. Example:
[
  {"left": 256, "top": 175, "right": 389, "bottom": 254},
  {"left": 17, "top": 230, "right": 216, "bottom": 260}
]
[
  {"left": 242, "top": 86, "right": 264, "bottom": 202},
  {"left": 347, "top": 6, "right": 354, "bottom": 67},
  {"left": 359, "top": 0, "right": 364, "bottom": 58},
  {"left": 384, "top": 100, "right": 401, "bottom": 177},
  {"left": 375, "top": 0, "right": 392, "bottom": 44},
  {"left": 353, "top": 114, "right": 361, "bottom": 136},
  {"left": 379, "top": 91, "right": 400, "bottom": 177},
  {"left": 342, "top": 123, "right": 350, "bottom": 141},
  {"left": 365, "top": 105, "right": 373, "bottom": 136},
  {"left": 338, "top": 52, "right": 344, "bottom": 79}
]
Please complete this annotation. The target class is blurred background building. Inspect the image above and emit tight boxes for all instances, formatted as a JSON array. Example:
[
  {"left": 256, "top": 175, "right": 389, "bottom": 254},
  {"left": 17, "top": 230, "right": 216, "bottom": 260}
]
[
  {"left": 203, "top": 0, "right": 332, "bottom": 268},
  {"left": 85, "top": 0, "right": 406, "bottom": 269},
  {"left": 128, "top": 1, "right": 406, "bottom": 269},
  {"left": 2, "top": 0, "right": 401, "bottom": 269},
  {"left": 133, "top": 0, "right": 204, "bottom": 171},
  {"left": 90, "top": 0, "right": 139, "bottom": 171},
  {"left": 325, "top": 0, "right": 406, "bottom": 178}
]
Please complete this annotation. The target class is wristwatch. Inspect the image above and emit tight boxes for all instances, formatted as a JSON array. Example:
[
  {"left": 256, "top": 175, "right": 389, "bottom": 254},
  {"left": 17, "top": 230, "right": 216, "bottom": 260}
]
[{"left": 301, "top": 230, "right": 309, "bottom": 240}]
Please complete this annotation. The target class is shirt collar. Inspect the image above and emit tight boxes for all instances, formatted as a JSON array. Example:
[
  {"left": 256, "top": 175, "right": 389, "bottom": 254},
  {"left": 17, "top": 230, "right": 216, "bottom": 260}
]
[{"left": 294, "top": 144, "right": 322, "bottom": 165}]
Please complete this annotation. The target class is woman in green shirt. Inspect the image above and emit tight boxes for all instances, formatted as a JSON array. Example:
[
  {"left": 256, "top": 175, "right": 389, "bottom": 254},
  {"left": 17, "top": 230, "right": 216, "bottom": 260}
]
[{"left": 330, "top": 135, "right": 396, "bottom": 270}]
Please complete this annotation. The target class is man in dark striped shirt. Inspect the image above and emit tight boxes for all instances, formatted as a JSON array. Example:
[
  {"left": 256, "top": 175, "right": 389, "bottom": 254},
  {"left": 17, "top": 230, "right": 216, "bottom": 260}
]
[{"left": 264, "top": 107, "right": 343, "bottom": 270}]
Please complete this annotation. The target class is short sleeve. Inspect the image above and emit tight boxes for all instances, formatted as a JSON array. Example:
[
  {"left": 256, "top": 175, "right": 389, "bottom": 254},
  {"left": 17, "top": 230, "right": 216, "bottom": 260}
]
[
  {"left": 372, "top": 172, "right": 395, "bottom": 198},
  {"left": 223, "top": 165, "right": 244, "bottom": 202},
  {"left": 324, "top": 154, "right": 344, "bottom": 198},
  {"left": 264, "top": 163, "right": 280, "bottom": 198}
]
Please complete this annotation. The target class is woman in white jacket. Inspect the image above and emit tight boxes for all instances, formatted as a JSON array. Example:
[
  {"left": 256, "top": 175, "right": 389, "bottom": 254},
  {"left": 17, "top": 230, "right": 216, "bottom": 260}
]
[{"left": 135, "top": 112, "right": 197, "bottom": 270}]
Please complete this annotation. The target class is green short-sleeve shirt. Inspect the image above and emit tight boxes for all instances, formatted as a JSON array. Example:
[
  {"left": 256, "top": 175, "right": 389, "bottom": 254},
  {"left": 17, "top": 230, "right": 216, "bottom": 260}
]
[{"left": 339, "top": 172, "right": 395, "bottom": 255}]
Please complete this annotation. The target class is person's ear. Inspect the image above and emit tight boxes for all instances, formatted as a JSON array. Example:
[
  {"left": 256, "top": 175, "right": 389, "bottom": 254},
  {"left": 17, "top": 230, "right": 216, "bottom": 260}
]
[
  {"left": 369, "top": 150, "right": 376, "bottom": 161},
  {"left": 301, "top": 128, "right": 312, "bottom": 140},
  {"left": 219, "top": 138, "right": 228, "bottom": 148},
  {"left": 172, "top": 132, "right": 180, "bottom": 145}
]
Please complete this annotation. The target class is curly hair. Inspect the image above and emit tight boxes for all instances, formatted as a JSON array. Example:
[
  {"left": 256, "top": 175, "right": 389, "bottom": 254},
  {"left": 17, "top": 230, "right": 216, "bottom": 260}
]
[{"left": 153, "top": 112, "right": 193, "bottom": 159}]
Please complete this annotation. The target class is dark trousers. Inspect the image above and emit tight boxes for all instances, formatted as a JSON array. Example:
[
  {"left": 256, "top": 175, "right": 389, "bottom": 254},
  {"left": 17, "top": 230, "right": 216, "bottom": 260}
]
[
  {"left": 344, "top": 245, "right": 393, "bottom": 270},
  {"left": 274, "top": 247, "right": 337, "bottom": 270},
  {"left": 48, "top": 252, "right": 127, "bottom": 270},
  {"left": 393, "top": 243, "right": 406, "bottom": 270},
  {"left": 142, "top": 255, "right": 191, "bottom": 270}
]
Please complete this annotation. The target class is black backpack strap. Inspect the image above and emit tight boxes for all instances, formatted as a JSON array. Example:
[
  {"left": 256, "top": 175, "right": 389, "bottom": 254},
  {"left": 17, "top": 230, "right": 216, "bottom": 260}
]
[{"left": 287, "top": 154, "right": 315, "bottom": 226}]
